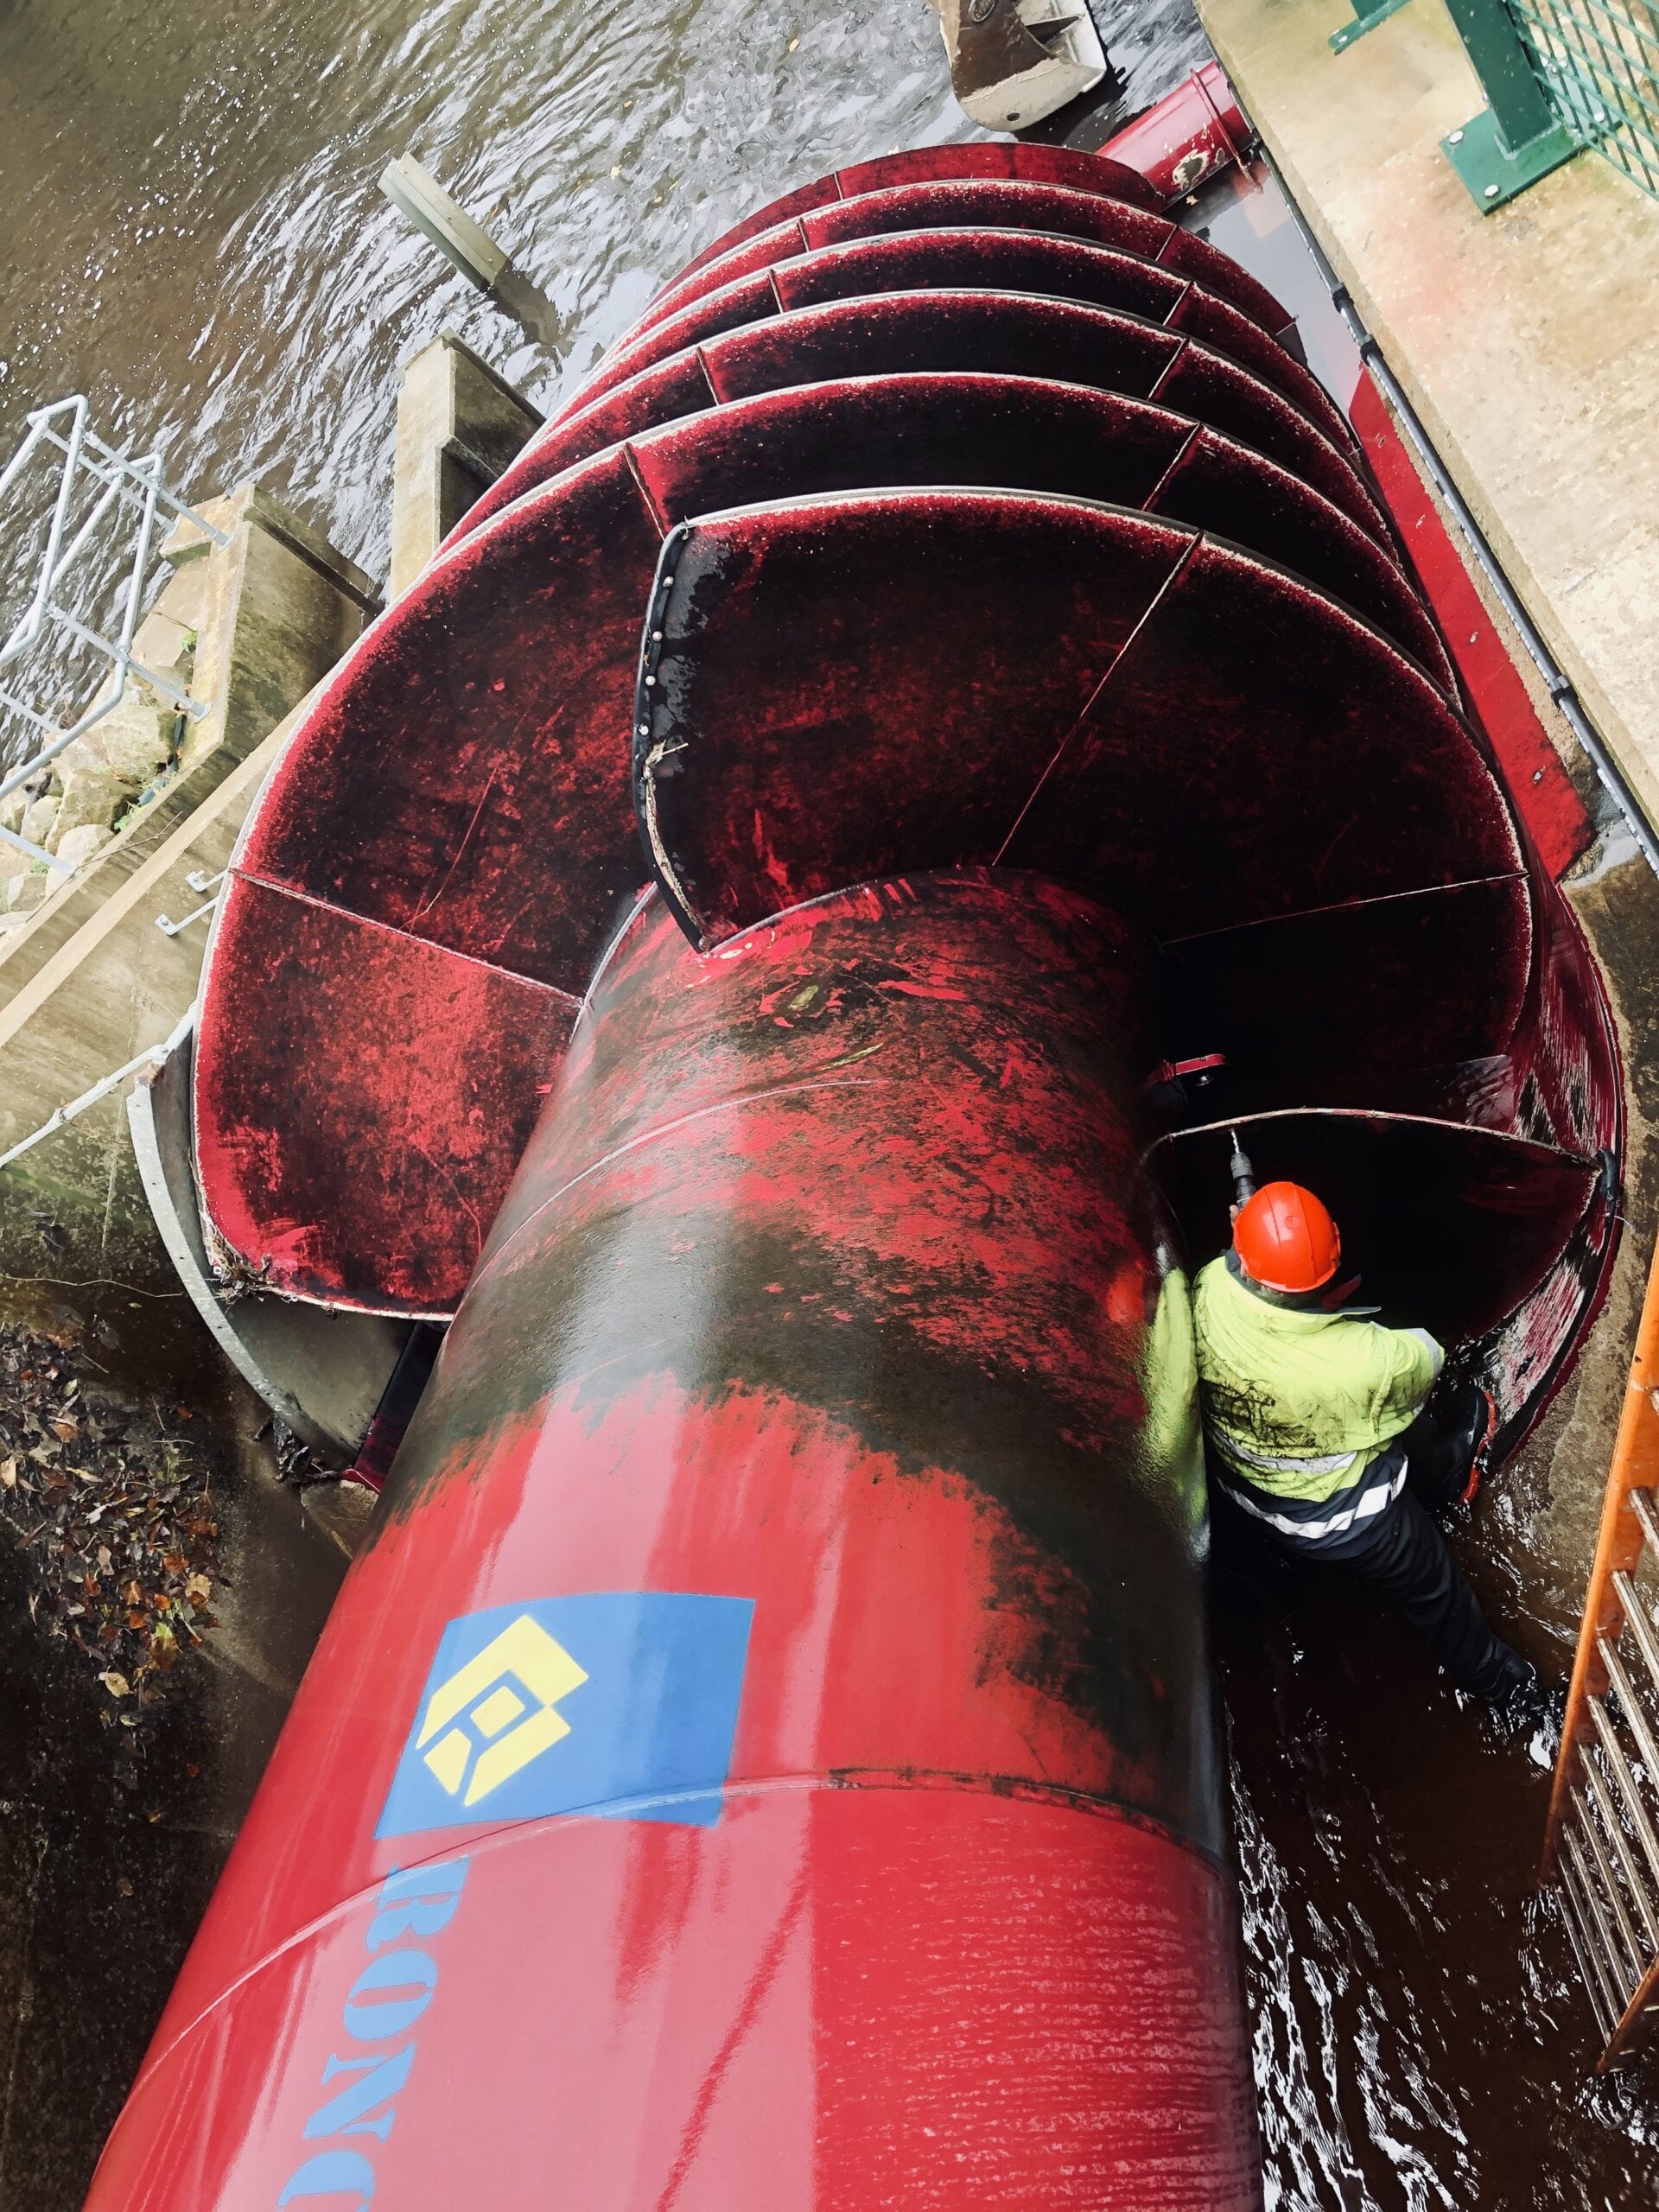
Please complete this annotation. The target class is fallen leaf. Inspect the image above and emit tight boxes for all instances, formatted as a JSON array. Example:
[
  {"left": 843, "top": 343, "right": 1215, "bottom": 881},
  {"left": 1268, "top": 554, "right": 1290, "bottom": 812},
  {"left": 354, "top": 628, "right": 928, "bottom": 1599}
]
[
  {"left": 0, "top": 1458, "right": 15, "bottom": 1488},
  {"left": 99, "top": 1671, "right": 130, "bottom": 1698}
]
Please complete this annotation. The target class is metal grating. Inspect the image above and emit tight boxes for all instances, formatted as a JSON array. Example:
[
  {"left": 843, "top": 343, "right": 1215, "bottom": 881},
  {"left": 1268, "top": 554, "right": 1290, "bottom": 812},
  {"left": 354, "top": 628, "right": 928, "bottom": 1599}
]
[
  {"left": 0, "top": 396, "right": 226, "bottom": 873},
  {"left": 1541, "top": 1236, "right": 1659, "bottom": 2068},
  {"left": 1502, "top": 0, "right": 1659, "bottom": 199}
]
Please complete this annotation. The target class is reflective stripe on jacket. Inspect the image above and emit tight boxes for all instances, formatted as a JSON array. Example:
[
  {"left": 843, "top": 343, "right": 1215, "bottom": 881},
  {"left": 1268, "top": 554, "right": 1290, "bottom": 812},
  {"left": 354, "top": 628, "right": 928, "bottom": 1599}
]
[
  {"left": 1216, "top": 1442, "right": 1409, "bottom": 1544},
  {"left": 1191, "top": 1254, "right": 1442, "bottom": 1509}
]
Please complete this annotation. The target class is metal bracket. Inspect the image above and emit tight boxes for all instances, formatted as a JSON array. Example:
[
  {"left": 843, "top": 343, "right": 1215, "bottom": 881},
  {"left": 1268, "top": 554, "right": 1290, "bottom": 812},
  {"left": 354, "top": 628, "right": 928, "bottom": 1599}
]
[
  {"left": 0, "top": 1038, "right": 173, "bottom": 1173},
  {"left": 1438, "top": 0, "right": 1591, "bottom": 207},
  {"left": 1442, "top": 104, "right": 1583, "bottom": 207},
  {"left": 156, "top": 873, "right": 223, "bottom": 937},
  {"left": 1330, "top": 0, "right": 1413, "bottom": 56}
]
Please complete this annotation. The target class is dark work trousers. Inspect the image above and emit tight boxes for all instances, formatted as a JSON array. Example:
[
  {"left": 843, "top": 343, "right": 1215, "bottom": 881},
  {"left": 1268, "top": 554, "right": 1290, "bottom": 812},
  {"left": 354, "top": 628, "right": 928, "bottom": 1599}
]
[{"left": 1308, "top": 1390, "right": 1529, "bottom": 1701}]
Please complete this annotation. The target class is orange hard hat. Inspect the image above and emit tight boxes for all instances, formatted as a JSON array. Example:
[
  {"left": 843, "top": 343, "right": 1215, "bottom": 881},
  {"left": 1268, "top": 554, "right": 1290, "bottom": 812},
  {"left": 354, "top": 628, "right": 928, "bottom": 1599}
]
[{"left": 1232, "top": 1181, "right": 1341, "bottom": 1294}]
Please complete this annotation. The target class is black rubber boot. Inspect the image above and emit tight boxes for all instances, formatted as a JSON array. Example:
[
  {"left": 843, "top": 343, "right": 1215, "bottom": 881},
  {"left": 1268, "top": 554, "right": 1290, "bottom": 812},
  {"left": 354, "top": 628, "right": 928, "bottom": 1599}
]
[{"left": 1486, "top": 1656, "right": 1568, "bottom": 1756}]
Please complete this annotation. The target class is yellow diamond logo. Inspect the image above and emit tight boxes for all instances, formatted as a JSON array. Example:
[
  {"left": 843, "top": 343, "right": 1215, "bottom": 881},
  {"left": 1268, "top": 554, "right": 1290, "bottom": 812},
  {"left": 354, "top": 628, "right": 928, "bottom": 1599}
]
[{"left": 415, "top": 1613, "right": 589, "bottom": 1809}]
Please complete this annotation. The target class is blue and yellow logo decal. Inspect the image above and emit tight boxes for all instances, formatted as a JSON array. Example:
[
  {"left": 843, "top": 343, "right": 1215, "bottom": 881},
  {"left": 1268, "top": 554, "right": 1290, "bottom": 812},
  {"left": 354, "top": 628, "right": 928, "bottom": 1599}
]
[{"left": 376, "top": 1592, "right": 753, "bottom": 1840}]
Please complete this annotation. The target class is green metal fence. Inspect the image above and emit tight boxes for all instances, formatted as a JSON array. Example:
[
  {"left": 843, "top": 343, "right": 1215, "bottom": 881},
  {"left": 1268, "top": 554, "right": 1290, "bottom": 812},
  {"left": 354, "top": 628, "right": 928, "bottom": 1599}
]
[
  {"left": 1501, "top": 0, "right": 1659, "bottom": 199},
  {"left": 1336, "top": 0, "right": 1659, "bottom": 207}
]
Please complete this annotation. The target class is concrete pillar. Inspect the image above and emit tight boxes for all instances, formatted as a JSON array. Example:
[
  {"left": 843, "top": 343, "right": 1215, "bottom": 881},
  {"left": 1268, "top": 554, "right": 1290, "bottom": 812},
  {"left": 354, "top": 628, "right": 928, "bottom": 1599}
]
[
  {"left": 0, "top": 486, "right": 376, "bottom": 1013},
  {"left": 169, "top": 483, "right": 377, "bottom": 777},
  {"left": 386, "top": 332, "right": 542, "bottom": 600}
]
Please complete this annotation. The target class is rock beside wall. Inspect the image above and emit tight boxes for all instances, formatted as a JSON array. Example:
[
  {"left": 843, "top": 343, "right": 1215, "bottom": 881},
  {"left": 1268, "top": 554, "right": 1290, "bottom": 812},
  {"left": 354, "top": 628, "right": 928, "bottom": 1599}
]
[{"left": 0, "top": 611, "right": 196, "bottom": 922}]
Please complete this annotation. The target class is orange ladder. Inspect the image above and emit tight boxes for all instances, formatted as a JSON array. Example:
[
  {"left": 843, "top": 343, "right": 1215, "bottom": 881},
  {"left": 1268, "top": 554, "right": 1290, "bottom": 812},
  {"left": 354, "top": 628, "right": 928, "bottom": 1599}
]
[{"left": 1541, "top": 1229, "right": 1659, "bottom": 2068}]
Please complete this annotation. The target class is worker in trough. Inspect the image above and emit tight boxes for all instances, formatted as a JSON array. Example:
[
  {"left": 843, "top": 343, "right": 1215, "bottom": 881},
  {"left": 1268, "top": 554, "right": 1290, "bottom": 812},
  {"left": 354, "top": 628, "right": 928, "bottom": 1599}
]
[{"left": 1192, "top": 1174, "right": 1555, "bottom": 1726}]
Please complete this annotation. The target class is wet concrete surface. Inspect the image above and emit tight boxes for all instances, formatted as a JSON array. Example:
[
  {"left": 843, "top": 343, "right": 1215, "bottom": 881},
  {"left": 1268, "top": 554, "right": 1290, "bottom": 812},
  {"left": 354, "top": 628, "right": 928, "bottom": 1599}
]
[
  {"left": 7, "top": 0, "right": 1659, "bottom": 2202},
  {"left": 1198, "top": 0, "right": 1659, "bottom": 833}
]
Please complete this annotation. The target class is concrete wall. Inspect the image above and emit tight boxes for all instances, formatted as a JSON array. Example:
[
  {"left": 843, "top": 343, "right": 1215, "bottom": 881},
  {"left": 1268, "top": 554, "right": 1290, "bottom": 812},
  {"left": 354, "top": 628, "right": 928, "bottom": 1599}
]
[
  {"left": 0, "top": 716, "right": 307, "bottom": 1338},
  {"left": 0, "top": 333, "right": 543, "bottom": 1351},
  {"left": 1199, "top": 0, "right": 1659, "bottom": 827},
  {"left": 0, "top": 486, "right": 375, "bottom": 1007}
]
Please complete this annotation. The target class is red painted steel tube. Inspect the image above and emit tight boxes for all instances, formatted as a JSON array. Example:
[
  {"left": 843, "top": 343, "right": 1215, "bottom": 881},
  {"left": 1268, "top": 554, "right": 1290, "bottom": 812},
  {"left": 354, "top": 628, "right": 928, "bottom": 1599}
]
[
  {"left": 1100, "top": 63, "right": 1250, "bottom": 207},
  {"left": 86, "top": 871, "right": 1259, "bottom": 2209}
]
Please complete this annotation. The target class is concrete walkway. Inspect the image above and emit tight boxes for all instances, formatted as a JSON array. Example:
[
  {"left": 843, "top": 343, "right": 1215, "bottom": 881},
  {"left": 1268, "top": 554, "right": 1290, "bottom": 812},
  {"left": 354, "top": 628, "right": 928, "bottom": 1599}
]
[{"left": 1199, "top": 0, "right": 1659, "bottom": 826}]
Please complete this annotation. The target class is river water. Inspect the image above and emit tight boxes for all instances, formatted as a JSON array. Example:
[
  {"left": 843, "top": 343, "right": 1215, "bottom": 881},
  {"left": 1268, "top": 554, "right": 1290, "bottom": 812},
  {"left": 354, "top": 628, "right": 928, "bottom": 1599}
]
[
  {"left": 0, "top": 0, "right": 1200, "bottom": 586},
  {"left": 1218, "top": 1485, "right": 1659, "bottom": 2212},
  {"left": 3, "top": 0, "right": 1657, "bottom": 2203}
]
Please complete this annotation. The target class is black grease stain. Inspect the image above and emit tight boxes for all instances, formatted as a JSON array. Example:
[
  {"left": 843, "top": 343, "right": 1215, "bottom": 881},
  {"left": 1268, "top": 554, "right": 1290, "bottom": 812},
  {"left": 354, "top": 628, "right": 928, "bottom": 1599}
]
[{"left": 376, "top": 1194, "right": 1224, "bottom": 1857}]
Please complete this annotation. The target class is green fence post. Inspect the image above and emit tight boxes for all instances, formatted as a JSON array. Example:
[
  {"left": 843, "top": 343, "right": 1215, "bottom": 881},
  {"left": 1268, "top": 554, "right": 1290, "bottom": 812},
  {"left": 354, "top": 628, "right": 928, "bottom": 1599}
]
[
  {"left": 1329, "top": 0, "right": 1414, "bottom": 56},
  {"left": 1440, "top": 0, "right": 1584, "bottom": 207}
]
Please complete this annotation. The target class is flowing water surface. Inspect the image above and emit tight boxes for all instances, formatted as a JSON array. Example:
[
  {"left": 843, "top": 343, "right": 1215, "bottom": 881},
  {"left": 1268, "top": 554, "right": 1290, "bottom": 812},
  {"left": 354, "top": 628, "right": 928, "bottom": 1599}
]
[
  {"left": 0, "top": 0, "right": 1205, "bottom": 588},
  {"left": 1219, "top": 1493, "right": 1659, "bottom": 2211},
  {"left": 3, "top": 0, "right": 1658, "bottom": 2202}
]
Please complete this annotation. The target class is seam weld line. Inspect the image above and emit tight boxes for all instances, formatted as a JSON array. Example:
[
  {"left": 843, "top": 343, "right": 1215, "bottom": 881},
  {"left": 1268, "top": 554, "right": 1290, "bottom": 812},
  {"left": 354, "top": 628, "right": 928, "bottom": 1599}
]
[
  {"left": 229, "top": 870, "right": 583, "bottom": 1003},
  {"left": 127, "top": 1770, "right": 1224, "bottom": 2090},
  {"left": 472, "top": 1073, "right": 896, "bottom": 1290}
]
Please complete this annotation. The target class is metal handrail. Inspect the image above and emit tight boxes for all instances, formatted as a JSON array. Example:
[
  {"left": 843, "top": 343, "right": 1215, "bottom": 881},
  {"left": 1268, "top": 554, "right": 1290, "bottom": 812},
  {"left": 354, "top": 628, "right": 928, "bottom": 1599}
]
[
  {"left": 0, "top": 397, "right": 228, "bottom": 877},
  {"left": 0, "top": 1039, "right": 173, "bottom": 1174}
]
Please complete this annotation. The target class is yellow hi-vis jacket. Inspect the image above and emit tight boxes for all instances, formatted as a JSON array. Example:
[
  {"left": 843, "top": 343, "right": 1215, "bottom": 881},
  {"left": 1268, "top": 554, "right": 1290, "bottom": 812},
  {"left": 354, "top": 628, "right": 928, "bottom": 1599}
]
[{"left": 1191, "top": 1254, "right": 1443, "bottom": 1538}]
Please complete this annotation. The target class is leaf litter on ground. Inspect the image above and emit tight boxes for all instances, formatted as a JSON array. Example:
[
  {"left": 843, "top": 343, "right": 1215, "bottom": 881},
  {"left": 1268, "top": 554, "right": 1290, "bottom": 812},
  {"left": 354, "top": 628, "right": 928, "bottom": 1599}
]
[{"left": 0, "top": 1320, "right": 219, "bottom": 1786}]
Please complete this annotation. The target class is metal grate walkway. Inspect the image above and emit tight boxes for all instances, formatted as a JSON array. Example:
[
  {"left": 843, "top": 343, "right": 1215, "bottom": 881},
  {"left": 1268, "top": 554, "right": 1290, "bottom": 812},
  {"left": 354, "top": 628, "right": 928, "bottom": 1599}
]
[{"left": 1542, "top": 1236, "right": 1659, "bottom": 2068}]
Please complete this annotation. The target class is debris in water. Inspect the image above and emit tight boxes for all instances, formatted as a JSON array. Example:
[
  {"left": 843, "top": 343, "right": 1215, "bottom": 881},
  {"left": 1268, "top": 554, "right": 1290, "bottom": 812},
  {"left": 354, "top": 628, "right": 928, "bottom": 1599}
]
[
  {"left": 0, "top": 1322, "right": 219, "bottom": 1773},
  {"left": 259, "top": 1413, "right": 342, "bottom": 1488}
]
